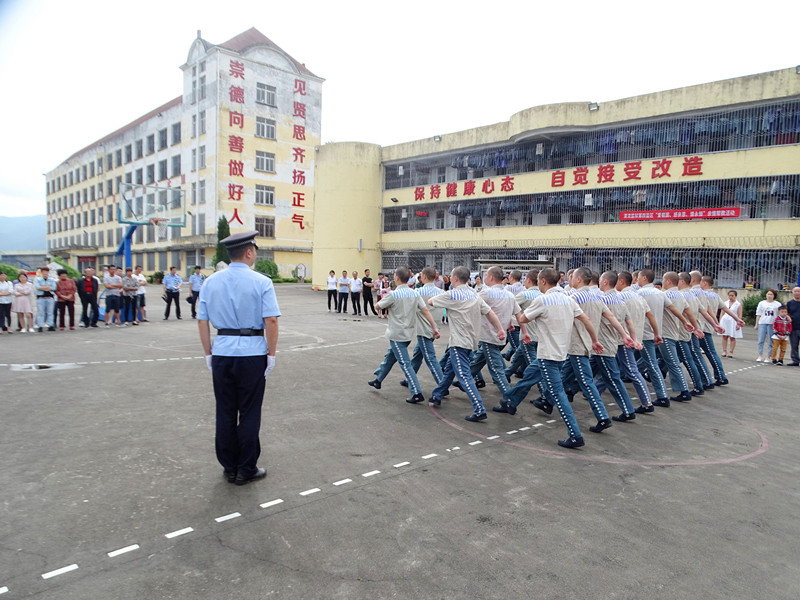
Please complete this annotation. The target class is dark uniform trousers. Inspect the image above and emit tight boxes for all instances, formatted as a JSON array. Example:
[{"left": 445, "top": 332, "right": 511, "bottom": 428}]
[{"left": 212, "top": 354, "right": 268, "bottom": 478}]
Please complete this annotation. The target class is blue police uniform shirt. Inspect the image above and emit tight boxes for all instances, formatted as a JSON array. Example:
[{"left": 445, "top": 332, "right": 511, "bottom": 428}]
[
  {"left": 189, "top": 273, "right": 205, "bottom": 292},
  {"left": 163, "top": 273, "right": 182, "bottom": 291},
  {"left": 197, "top": 262, "right": 281, "bottom": 357}
]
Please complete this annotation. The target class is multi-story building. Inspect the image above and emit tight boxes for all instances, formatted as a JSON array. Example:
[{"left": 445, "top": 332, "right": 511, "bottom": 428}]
[
  {"left": 312, "top": 67, "right": 800, "bottom": 292},
  {"left": 45, "top": 28, "right": 322, "bottom": 278}
]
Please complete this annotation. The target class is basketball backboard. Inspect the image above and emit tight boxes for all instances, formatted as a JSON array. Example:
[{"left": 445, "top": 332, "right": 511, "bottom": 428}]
[{"left": 118, "top": 182, "right": 186, "bottom": 228}]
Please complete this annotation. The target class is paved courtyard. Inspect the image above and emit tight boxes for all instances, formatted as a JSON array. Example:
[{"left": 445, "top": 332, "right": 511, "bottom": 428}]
[{"left": 0, "top": 284, "right": 798, "bottom": 599}]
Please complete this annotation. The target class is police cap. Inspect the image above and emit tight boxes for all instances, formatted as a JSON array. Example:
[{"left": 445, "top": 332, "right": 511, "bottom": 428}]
[{"left": 221, "top": 230, "right": 259, "bottom": 250}]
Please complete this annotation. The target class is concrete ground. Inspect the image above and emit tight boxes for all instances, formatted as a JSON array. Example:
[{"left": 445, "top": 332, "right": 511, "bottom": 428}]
[{"left": 0, "top": 284, "right": 798, "bottom": 599}]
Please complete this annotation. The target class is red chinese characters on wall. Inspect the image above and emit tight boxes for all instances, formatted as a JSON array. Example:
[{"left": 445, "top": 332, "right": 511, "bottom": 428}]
[
  {"left": 226, "top": 59, "right": 247, "bottom": 226},
  {"left": 292, "top": 192, "right": 305, "bottom": 207},
  {"left": 290, "top": 79, "right": 310, "bottom": 231},
  {"left": 551, "top": 156, "right": 703, "bottom": 188},
  {"left": 229, "top": 60, "right": 245, "bottom": 79},
  {"left": 228, "top": 208, "right": 243, "bottom": 224},
  {"left": 292, "top": 125, "right": 306, "bottom": 141},
  {"left": 292, "top": 214, "right": 305, "bottom": 229},
  {"left": 229, "top": 85, "right": 244, "bottom": 104},
  {"left": 229, "top": 135, "right": 244, "bottom": 153},
  {"left": 292, "top": 147, "right": 306, "bottom": 163}
]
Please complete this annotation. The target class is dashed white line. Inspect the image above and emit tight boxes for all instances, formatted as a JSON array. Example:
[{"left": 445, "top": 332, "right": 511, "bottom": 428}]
[
  {"left": 519, "top": 427, "right": 531, "bottom": 431},
  {"left": 41, "top": 564, "right": 78, "bottom": 579},
  {"left": 260, "top": 498, "right": 284, "bottom": 509},
  {"left": 214, "top": 512, "right": 241, "bottom": 523},
  {"left": 362, "top": 470, "right": 380, "bottom": 477},
  {"left": 108, "top": 544, "right": 139, "bottom": 558},
  {"left": 487, "top": 435, "right": 500, "bottom": 440},
  {"left": 0, "top": 586, "right": 9, "bottom": 594},
  {"left": 468, "top": 441, "right": 482, "bottom": 446},
  {"left": 332, "top": 478, "right": 352, "bottom": 486},
  {"left": 164, "top": 527, "right": 193, "bottom": 539},
  {"left": 507, "top": 430, "right": 518, "bottom": 435},
  {"left": 533, "top": 423, "right": 544, "bottom": 428},
  {"left": 393, "top": 461, "right": 410, "bottom": 468},
  {"left": 299, "top": 488, "right": 321, "bottom": 496},
  {"left": 546, "top": 419, "right": 557, "bottom": 423},
  {"left": 421, "top": 453, "right": 437, "bottom": 459}
]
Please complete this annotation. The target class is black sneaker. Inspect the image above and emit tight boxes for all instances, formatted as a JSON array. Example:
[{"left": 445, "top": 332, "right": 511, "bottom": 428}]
[
  {"left": 367, "top": 379, "right": 381, "bottom": 390},
  {"left": 475, "top": 380, "right": 486, "bottom": 389},
  {"left": 654, "top": 397, "right": 671, "bottom": 408},
  {"left": 772, "top": 359, "right": 778, "bottom": 365},
  {"left": 532, "top": 397, "right": 553, "bottom": 415},
  {"left": 428, "top": 396, "right": 442, "bottom": 408},
  {"left": 777, "top": 360, "right": 784, "bottom": 366},
  {"left": 671, "top": 391, "right": 692, "bottom": 402},
  {"left": 406, "top": 393, "right": 424, "bottom": 404},
  {"left": 558, "top": 436, "right": 585, "bottom": 449},
  {"left": 612, "top": 412, "right": 636, "bottom": 422},
  {"left": 464, "top": 412, "right": 487, "bottom": 422},
  {"left": 635, "top": 404, "right": 655, "bottom": 414},
  {"left": 400, "top": 380, "right": 409, "bottom": 387},
  {"left": 589, "top": 419, "right": 612, "bottom": 433}
]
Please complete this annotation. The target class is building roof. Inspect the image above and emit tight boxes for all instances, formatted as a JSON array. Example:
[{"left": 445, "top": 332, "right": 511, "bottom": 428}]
[{"left": 215, "top": 27, "right": 318, "bottom": 79}]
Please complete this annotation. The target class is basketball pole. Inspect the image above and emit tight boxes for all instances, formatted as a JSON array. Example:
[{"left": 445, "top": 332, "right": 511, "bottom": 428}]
[{"left": 115, "top": 224, "right": 138, "bottom": 270}]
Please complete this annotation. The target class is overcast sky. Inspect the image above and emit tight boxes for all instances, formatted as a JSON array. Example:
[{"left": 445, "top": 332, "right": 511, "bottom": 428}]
[{"left": 0, "top": 0, "right": 797, "bottom": 217}]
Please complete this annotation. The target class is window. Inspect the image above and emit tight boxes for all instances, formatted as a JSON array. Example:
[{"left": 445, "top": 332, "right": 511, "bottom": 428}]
[
  {"left": 191, "top": 181, "right": 196, "bottom": 205},
  {"left": 191, "top": 149, "right": 196, "bottom": 171},
  {"left": 90, "top": 209, "right": 96, "bottom": 225},
  {"left": 69, "top": 171, "right": 74, "bottom": 186},
  {"left": 255, "top": 185, "right": 275, "bottom": 206},
  {"left": 172, "top": 122, "right": 181, "bottom": 145},
  {"left": 98, "top": 183, "right": 103, "bottom": 198},
  {"left": 256, "top": 83, "right": 276, "bottom": 106},
  {"left": 98, "top": 230, "right": 104, "bottom": 247},
  {"left": 115, "top": 149, "right": 122, "bottom": 168},
  {"left": 107, "top": 205, "right": 114, "bottom": 221},
  {"left": 199, "top": 180, "right": 206, "bottom": 204},
  {"left": 191, "top": 114, "right": 196, "bottom": 138},
  {"left": 89, "top": 162, "right": 95, "bottom": 178},
  {"left": 125, "top": 172, "right": 132, "bottom": 185},
  {"left": 135, "top": 168, "right": 143, "bottom": 185},
  {"left": 97, "top": 158, "right": 103, "bottom": 174},
  {"left": 199, "top": 60, "right": 205, "bottom": 72},
  {"left": 256, "top": 117, "right": 276, "bottom": 140},
  {"left": 199, "top": 146, "right": 206, "bottom": 169},
  {"left": 146, "top": 164, "right": 155, "bottom": 184},
  {"left": 255, "top": 216, "right": 275, "bottom": 238},
  {"left": 125, "top": 144, "right": 132, "bottom": 163},
  {"left": 147, "top": 134, "right": 155, "bottom": 154},
  {"left": 255, "top": 151, "right": 275, "bottom": 172},
  {"left": 199, "top": 76, "right": 206, "bottom": 100},
  {"left": 199, "top": 110, "right": 206, "bottom": 134},
  {"left": 106, "top": 180, "right": 113, "bottom": 196},
  {"left": 158, "top": 129, "right": 168, "bottom": 150},
  {"left": 198, "top": 213, "right": 205, "bottom": 235},
  {"left": 171, "top": 155, "right": 181, "bottom": 177},
  {"left": 158, "top": 159, "right": 167, "bottom": 180},
  {"left": 147, "top": 252, "right": 155, "bottom": 270},
  {"left": 97, "top": 208, "right": 103, "bottom": 224},
  {"left": 82, "top": 165, "right": 87, "bottom": 180},
  {"left": 74, "top": 168, "right": 80, "bottom": 183},
  {"left": 90, "top": 186, "right": 95, "bottom": 202},
  {"left": 191, "top": 79, "right": 197, "bottom": 104},
  {"left": 135, "top": 140, "right": 143, "bottom": 159},
  {"left": 115, "top": 175, "right": 122, "bottom": 193}
]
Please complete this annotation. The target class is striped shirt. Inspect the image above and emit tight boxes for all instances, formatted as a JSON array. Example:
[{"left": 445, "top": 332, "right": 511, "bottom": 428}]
[
  {"left": 598, "top": 289, "right": 630, "bottom": 357},
  {"left": 430, "top": 284, "right": 492, "bottom": 350},
  {"left": 638, "top": 284, "right": 672, "bottom": 341},
  {"left": 478, "top": 284, "right": 521, "bottom": 345},
  {"left": 618, "top": 286, "right": 650, "bottom": 342},
  {"left": 523, "top": 287, "right": 583, "bottom": 362},
  {"left": 515, "top": 287, "right": 542, "bottom": 341},
  {"left": 415, "top": 283, "right": 444, "bottom": 338},
  {"left": 568, "top": 287, "right": 609, "bottom": 356},
  {"left": 662, "top": 287, "right": 687, "bottom": 341},
  {"left": 377, "top": 285, "right": 426, "bottom": 342}
]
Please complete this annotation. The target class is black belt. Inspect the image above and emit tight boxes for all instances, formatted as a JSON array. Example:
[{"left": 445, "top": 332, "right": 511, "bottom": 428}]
[{"left": 217, "top": 328, "right": 264, "bottom": 336}]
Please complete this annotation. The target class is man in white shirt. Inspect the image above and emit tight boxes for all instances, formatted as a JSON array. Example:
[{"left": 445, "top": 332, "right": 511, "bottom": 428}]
[
  {"left": 326, "top": 270, "right": 338, "bottom": 312},
  {"left": 349, "top": 271, "right": 363, "bottom": 316},
  {"left": 337, "top": 270, "right": 350, "bottom": 314},
  {"left": 400, "top": 267, "right": 446, "bottom": 389},
  {"left": 698, "top": 273, "right": 745, "bottom": 384},
  {"left": 134, "top": 265, "right": 148, "bottom": 322}
]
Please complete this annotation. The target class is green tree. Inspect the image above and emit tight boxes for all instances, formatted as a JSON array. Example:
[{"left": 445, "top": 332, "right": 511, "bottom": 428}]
[
  {"left": 212, "top": 216, "right": 230, "bottom": 266},
  {"left": 254, "top": 259, "right": 278, "bottom": 278}
]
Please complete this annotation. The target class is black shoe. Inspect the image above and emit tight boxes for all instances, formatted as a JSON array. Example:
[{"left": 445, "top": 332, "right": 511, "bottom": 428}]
[
  {"left": 234, "top": 467, "right": 266, "bottom": 486},
  {"left": 531, "top": 396, "right": 543, "bottom": 404},
  {"left": 176, "top": 317, "right": 182, "bottom": 320},
  {"left": 558, "top": 436, "right": 585, "bottom": 449},
  {"left": 37, "top": 327, "right": 43, "bottom": 332},
  {"left": 532, "top": 397, "right": 553, "bottom": 415},
  {"left": 690, "top": 388, "right": 704, "bottom": 397},
  {"left": 635, "top": 404, "right": 655, "bottom": 414},
  {"left": 715, "top": 378, "right": 730, "bottom": 385},
  {"left": 777, "top": 360, "right": 784, "bottom": 366},
  {"left": 368, "top": 379, "right": 381, "bottom": 390},
  {"left": 589, "top": 419, "right": 612, "bottom": 433},
  {"left": 671, "top": 391, "right": 692, "bottom": 402},
  {"left": 48, "top": 326, "right": 55, "bottom": 331},
  {"left": 429, "top": 396, "right": 442, "bottom": 407},
  {"left": 406, "top": 393, "right": 424, "bottom": 404},
  {"left": 492, "top": 401, "right": 516, "bottom": 416},
  {"left": 163, "top": 317, "right": 169, "bottom": 320},
  {"left": 514, "top": 371, "right": 524, "bottom": 379},
  {"left": 400, "top": 380, "right": 409, "bottom": 387},
  {"left": 223, "top": 470, "right": 236, "bottom": 483},
  {"left": 475, "top": 380, "right": 486, "bottom": 389},
  {"left": 612, "top": 412, "right": 636, "bottom": 422},
  {"left": 703, "top": 383, "right": 715, "bottom": 390},
  {"left": 465, "top": 412, "right": 487, "bottom": 422},
  {"left": 566, "top": 392, "right": 575, "bottom": 403},
  {"left": 654, "top": 397, "right": 671, "bottom": 408},
  {"left": 453, "top": 380, "right": 465, "bottom": 392},
  {"left": 788, "top": 363, "right": 800, "bottom": 367}
]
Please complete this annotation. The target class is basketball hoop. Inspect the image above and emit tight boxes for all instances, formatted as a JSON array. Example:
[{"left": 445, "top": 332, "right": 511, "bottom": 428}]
[{"left": 150, "top": 217, "right": 169, "bottom": 240}]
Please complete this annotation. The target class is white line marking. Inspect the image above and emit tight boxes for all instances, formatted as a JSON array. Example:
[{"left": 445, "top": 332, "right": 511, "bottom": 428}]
[
  {"left": 76, "top": 361, "right": 88, "bottom": 365},
  {"left": 450, "top": 446, "right": 460, "bottom": 450},
  {"left": 546, "top": 419, "right": 557, "bottom": 423},
  {"left": 260, "top": 499, "right": 284, "bottom": 509},
  {"left": 169, "top": 358, "right": 181, "bottom": 361},
  {"left": 519, "top": 427, "right": 531, "bottom": 431},
  {"left": 130, "top": 360, "right": 140, "bottom": 363},
  {"left": 108, "top": 544, "right": 140, "bottom": 557},
  {"left": 156, "top": 358, "right": 167, "bottom": 361},
  {"left": 165, "top": 527, "right": 193, "bottom": 539},
  {"left": 421, "top": 453, "right": 437, "bottom": 459},
  {"left": 507, "top": 430, "right": 518, "bottom": 435},
  {"left": 332, "top": 478, "right": 352, "bottom": 486},
  {"left": 362, "top": 470, "right": 380, "bottom": 477},
  {"left": 103, "top": 360, "right": 115, "bottom": 364},
  {"left": 533, "top": 423, "right": 544, "bottom": 428},
  {"left": 215, "top": 512, "right": 241, "bottom": 523},
  {"left": 143, "top": 359, "right": 154, "bottom": 362},
  {"left": 487, "top": 435, "right": 500, "bottom": 440},
  {"left": 468, "top": 441, "right": 482, "bottom": 446},
  {"left": 0, "top": 586, "right": 9, "bottom": 594},
  {"left": 42, "top": 564, "right": 79, "bottom": 579},
  {"left": 393, "top": 461, "right": 410, "bottom": 468},
  {"left": 117, "top": 360, "right": 128, "bottom": 363},
  {"left": 300, "top": 488, "right": 321, "bottom": 496}
]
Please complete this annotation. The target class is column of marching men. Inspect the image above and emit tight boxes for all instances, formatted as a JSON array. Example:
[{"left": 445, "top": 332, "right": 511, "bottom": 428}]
[{"left": 365, "top": 264, "right": 749, "bottom": 449}]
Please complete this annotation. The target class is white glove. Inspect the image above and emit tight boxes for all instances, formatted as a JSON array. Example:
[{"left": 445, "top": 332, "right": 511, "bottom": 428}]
[
  {"left": 264, "top": 355, "right": 276, "bottom": 381},
  {"left": 205, "top": 355, "right": 213, "bottom": 371}
]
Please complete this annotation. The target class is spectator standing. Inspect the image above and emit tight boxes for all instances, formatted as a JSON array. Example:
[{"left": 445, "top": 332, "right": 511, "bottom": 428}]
[
  {"left": 55, "top": 269, "right": 77, "bottom": 330},
  {"left": 188, "top": 266, "right": 205, "bottom": 319},
  {"left": 362, "top": 269, "right": 378, "bottom": 316},
  {"left": 786, "top": 287, "right": 800, "bottom": 367},
  {"left": 719, "top": 290, "right": 743, "bottom": 357},
  {"left": 76, "top": 268, "right": 100, "bottom": 328},
  {"left": 122, "top": 267, "right": 140, "bottom": 325},
  {"left": 34, "top": 266, "right": 58, "bottom": 332},
  {"left": 0, "top": 271, "right": 13, "bottom": 333},
  {"left": 349, "top": 271, "right": 363, "bottom": 316},
  {"left": 103, "top": 265, "right": 124, "bottom": 327},
  {"left": 337, "top": 270, "right": 350, "bottom": 314},
  {"left": 162, "top": 266, "right": 183, "bottom": 320},
  {"left": 12, "top": 272, "right": 34, "bottom": 332},
  {"left": 754, "top": 290, "right": 781, "bottom": 361},
  {"left": 770, "top": 306, "right": 792, "bottom": 365},
  {"left": 134, "top": 265, "right": 148, "bottom": 322},
  {"left": 326, "top": 270, "right": 337, "bottom": 312}
]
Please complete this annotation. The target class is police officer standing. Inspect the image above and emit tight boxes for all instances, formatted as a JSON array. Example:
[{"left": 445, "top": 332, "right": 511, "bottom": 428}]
[{"left": 197, "top": 231, "right": 281, "bottom": 486}]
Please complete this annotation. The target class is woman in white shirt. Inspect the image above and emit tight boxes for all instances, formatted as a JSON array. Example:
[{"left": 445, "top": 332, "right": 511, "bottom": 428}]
[
  {"left": 326, "top": 270, "right": 337, "bottom": 312},
  {"left": 754, "top": 289, "right": 782, "bottom": 361},
  {"left": 718, "top": 290, "right": 742, "bottom": 357}
]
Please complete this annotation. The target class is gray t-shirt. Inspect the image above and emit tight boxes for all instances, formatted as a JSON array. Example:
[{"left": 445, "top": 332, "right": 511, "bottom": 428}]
[
  {"left": 429, "top": 284, "right": 491, "bottom": 351},
  {"left": 104, "top": 274, "right": 122, "bottom": 297},
  {"left": 377, "top": 286, "right": 425, "bottom": 342}
]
